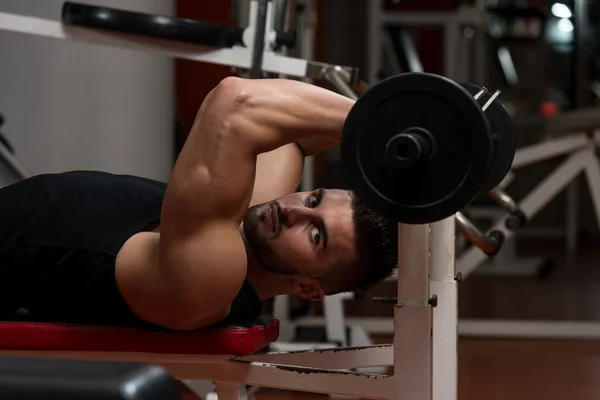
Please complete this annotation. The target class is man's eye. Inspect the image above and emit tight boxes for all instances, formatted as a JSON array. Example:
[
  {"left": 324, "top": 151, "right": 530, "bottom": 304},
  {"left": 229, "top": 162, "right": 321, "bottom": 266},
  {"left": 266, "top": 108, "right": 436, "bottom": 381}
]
[
  {"left": 307, "top": 195, "right": 318, "bottom": 208},
  {"left": 311, "top": 227, "right": 321, "bottom": 245}
]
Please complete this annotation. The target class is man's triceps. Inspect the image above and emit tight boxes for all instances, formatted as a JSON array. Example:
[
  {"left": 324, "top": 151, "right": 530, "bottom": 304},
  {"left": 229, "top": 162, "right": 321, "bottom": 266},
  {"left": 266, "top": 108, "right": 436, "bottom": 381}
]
[{"left": 151, "top": 225, "right": 247, "bottom": 329}]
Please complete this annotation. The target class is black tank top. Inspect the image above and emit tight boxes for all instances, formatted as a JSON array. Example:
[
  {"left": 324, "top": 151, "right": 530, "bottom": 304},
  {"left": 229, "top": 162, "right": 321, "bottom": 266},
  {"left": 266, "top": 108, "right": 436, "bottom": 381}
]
[{"left": 0, "top": 171, "right": 262, "bottom": 328}]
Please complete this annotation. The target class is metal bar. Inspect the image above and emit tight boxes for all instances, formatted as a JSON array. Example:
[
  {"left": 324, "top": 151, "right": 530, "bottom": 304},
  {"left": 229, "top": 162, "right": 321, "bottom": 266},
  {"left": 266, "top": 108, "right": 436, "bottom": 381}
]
[
  {"left": 250, "top": 0, "right": 270, "bottom": 78},
  {"left": 239, "top": 345, "right": 393, "bottom": 369},
  {"left": 574, "top": 0, "right": 591, "bottom": 108},
  {"left": 291, "top": 316, "right": 600, "bottom": 340},
  {"left": 457, "top": 148, "right": 591, "bottom": 278},
  {"left": 583, "top": 153, "right": 600, "bottom": 230},
  {"left": 481, "top": 90, "right": 501, "bottom": 112},
  {"left": 398, "top": 28, "right": 423, "bottom": 73},
  {"left": 474, "top": 87, "right": 488, "bottom": 100},
  {"left": 306, "top": 61, "right": 357, "bottom": 83},
  {"left": 497, "top": 46, "right": 519, "bottom": 86},
  {"left": 511, "top": 133, "right": 590, "bottom": 169},
  {"left": 207, "top": 361, "right": 394, "bottom": 399},
  {"left": 429, "top": 218, "right": 457, "bottom": 400},
  {"left": 567, "top": 0, "right": 588, "bottom": 257},
  {"left": 0, "top": 141, "right": 31, "bottom": 180},
  {"left": 274, "top": 0, "right": 289, "bottom": 32},
  {"left": 459, "top": 319, "right": 600, "bottom": 339},
  {"left": 393, "top": 223, "right": 432, "bottom": 400},
  {"left": 487, "top": 188, "right": 518, "bottom": 212},
  {"left": 455, "top": 212, "right": 498, "bottom": 255},
  {"left": 367, "top": 0, "right": 382, "bottom": 84},
  {"left": 381, "top": 28, "right": 404, "bottom": 75},
  {"left": 323, "top": 66, "right": 358, "bottom": 100},
  {"left": 393, "top": 306, "right": 432, "bottom": 400},
  {"left": 565, "top": 0, "right": 588, "bottom": 256},
  {"left": 323, "top": 293, "right": 350, "bottom": 347},
  {"left": 566, "top": 177, "right": 579, "bottom": 251},
  {"left": 473, "top": 22, "right": 488, "bottom": 85},
  {"left": 297, "top": 0, "right": 316, "bottom": 195},
  {"left": 396, "top": 224, "right": 430, "bottom": 304},
  {"left": 444, "top": 21, "right": 460, "bottom": 80}
]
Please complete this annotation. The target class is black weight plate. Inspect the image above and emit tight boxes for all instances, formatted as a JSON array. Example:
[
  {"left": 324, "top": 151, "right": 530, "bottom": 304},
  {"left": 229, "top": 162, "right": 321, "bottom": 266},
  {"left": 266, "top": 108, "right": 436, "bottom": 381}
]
[
  {"left": 461, "top": 83, "right": 516, "bottom": 196},
  {"left": 62, "top": 2, "right": 244, "bottom": 48},
  {"left": 341, "top": 73, "right": 494, "bottom": 224}
]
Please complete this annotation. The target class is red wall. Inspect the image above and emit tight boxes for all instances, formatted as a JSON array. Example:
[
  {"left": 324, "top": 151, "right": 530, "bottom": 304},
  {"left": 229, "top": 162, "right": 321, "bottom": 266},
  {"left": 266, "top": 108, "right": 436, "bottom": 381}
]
[{"left": 175, "top": 2, "right": 236, "bottom": 146}]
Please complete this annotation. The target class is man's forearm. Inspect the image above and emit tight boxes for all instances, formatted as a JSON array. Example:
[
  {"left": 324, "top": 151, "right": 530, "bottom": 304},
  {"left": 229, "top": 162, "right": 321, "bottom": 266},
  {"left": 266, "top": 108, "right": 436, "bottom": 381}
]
[{"left": 221, "top": 77, "right": 355, "bottom": 155}]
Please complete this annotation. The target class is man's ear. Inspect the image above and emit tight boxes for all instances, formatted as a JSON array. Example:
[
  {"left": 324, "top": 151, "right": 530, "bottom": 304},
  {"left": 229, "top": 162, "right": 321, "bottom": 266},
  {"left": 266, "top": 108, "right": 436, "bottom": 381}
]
[{"left": 292, "top": 278, "right": 325, "bottom": 301}]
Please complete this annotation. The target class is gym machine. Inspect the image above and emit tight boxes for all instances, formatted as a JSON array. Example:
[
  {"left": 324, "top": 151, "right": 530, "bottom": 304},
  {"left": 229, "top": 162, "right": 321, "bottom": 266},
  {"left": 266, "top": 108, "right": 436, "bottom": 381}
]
[
  {"left": 457, "top": 122, "right": 600, "bottom": 340},
  {"left": 35, "top": 2, "right": 359, "bottom": 85}
]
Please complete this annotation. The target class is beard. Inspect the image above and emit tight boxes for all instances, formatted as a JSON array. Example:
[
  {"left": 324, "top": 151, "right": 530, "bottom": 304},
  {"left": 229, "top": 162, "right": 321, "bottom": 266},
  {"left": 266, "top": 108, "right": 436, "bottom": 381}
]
[{"left": 243, "top": 201, "right": 297, "bottom": 276}]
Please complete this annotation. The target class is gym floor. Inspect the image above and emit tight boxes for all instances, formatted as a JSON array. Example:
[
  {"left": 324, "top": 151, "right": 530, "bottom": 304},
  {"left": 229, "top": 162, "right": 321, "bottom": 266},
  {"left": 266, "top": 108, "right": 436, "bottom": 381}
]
[{"left": 181, "top": 237, "right": 600, "bottom": 400}]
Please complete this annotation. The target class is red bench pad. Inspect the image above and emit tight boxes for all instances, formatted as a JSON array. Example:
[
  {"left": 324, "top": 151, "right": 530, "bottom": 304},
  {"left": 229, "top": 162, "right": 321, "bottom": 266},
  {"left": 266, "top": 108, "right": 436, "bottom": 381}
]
[{"left": 0, "top": 314, "right": 279, "bottom": 356}]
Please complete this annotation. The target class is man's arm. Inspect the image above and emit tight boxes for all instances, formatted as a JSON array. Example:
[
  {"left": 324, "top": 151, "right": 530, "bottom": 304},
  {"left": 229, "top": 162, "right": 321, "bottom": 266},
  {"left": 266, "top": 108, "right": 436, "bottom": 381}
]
[
  {"left": 249, "top": 145, "right": 305, "bottom": 207},
  {"left": 117, "top": 77, "right": 355, "bottom": 330}
]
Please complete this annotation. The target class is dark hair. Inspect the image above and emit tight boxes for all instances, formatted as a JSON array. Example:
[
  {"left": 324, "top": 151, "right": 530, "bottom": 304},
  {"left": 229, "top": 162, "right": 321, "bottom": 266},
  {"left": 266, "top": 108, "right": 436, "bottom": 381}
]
[{"left": 321, "top": 191, "right": 398, "bottom": 295}]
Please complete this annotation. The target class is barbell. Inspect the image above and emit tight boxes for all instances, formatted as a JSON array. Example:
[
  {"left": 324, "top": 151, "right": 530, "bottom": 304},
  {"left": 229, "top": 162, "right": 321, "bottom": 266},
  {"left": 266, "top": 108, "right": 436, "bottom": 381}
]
[{"left": 341, "top": 73, "right": 516, "bottom": 224}]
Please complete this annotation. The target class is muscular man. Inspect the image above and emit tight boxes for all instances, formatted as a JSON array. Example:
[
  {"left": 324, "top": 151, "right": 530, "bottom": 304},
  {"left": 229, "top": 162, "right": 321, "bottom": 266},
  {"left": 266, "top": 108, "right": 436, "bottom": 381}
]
[{"left": 0, "top": 77, "right": 397, "bottom": 330}]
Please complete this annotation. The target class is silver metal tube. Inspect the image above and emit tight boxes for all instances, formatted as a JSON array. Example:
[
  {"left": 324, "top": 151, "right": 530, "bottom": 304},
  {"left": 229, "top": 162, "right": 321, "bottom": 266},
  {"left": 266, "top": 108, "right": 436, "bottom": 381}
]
[
  {"left": 481, "top": 90, "right": 501, "bottom": 111},
  {"left": 305, "top": 61, "right": 357, "bottom": 85},
  {"left": 488, "top": 188, "right": 518, "bottom": 212},
  {"left": 455, "top": 212, "right": 499, "bottom": 255},
  {"left": 0, "top": 145, "right": 30, "bottom": 181},
  {"left": 429, "top": 217, "right": 457, "bottom": 400},
  {"left": 396, "top": 224, "right": 430, "bottom": 304},
  {"left": 393, "top": 223, "right": 432, "bottom": 399},
  {"left": 274, "top": 0, "right": 289, "bottom": 32},
  {"left": 323, "top": 66, "right": 358, "bottom": 100}
]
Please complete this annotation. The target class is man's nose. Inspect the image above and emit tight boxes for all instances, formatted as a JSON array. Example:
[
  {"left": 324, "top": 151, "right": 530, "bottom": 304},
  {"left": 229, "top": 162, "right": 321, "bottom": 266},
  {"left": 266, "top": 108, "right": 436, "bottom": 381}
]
[{"left": 282, "top": 205, "right": 314, "bottom": 226}]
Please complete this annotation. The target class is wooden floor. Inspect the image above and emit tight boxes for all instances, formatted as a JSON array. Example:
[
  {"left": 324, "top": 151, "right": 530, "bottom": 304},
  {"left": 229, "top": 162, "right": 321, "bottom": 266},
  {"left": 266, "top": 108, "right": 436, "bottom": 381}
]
[{"left": 456, "top": 338, "right": 600, "bottom": 400}]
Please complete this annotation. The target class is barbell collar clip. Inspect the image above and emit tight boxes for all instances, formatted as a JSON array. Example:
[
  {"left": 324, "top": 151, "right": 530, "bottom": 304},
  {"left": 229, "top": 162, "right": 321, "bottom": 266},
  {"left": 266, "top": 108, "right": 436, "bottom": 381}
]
[
  {"left": 473, "top": 87, "right": 488, "bottom": 100},
  {"left": 482, "top": 90, "right": 502, "bottom": 112}
]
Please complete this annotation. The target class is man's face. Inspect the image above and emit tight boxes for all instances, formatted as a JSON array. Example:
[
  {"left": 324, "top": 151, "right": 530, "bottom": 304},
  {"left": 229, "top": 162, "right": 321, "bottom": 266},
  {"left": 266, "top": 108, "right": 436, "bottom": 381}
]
[{"left": 243, "top": 188, "right": 357, "bottom": 297}]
